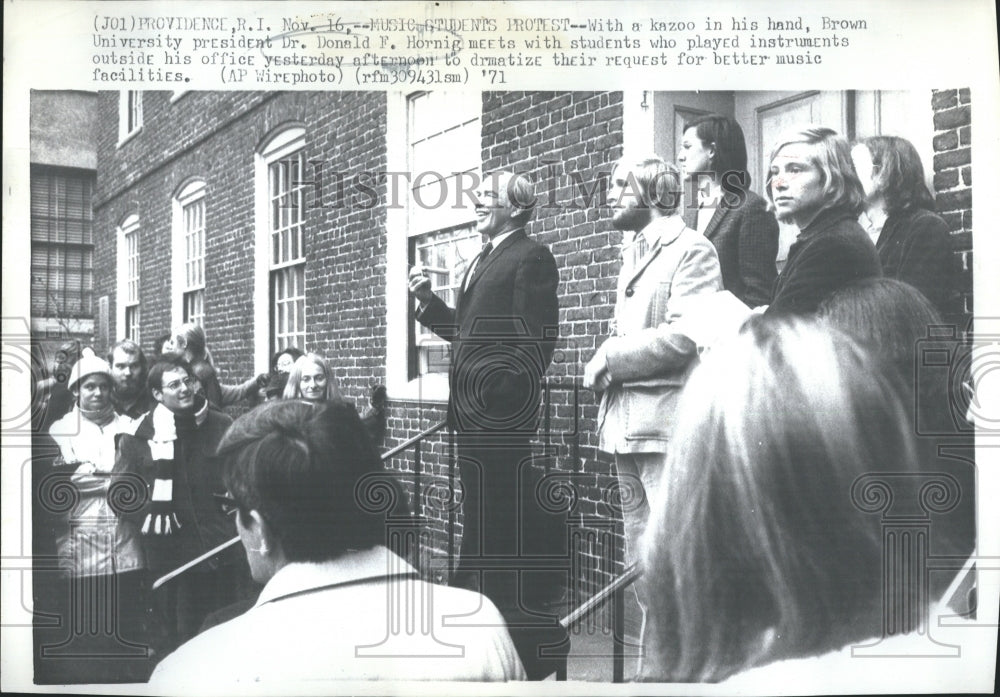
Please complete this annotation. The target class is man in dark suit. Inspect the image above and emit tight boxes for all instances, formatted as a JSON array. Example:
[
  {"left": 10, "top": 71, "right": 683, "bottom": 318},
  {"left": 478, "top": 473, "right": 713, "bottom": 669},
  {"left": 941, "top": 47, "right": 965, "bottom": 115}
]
[{"left": 408, "top": 170, "right": 562, "bottom": 678}]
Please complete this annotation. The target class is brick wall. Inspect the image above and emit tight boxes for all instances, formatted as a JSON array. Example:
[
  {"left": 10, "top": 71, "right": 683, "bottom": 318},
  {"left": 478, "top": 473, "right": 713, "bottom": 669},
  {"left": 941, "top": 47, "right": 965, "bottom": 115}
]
[
  {"left": 381, "top": 92, "right": 626, "bottom": 596},
  {"left": 485, "top": 91, "right": 626, "bottom": 597},
  {"left": 930, "top": 88, "right": 973, "bottom": 335},
  {"left": 93, "top": 91, "right": 388, "bottom": 409},
  {"left": 94, "top": 89, "right": 630, "bottom": 598},
  {"left": 95, "top": 89, "right": 971, "bottom": 609}
]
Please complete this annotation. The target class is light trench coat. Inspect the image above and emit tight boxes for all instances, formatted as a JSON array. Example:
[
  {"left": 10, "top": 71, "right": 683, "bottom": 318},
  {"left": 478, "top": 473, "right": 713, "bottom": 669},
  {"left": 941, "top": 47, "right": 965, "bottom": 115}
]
[
  {"left": 597, "top": 215, "right": 722, "bottom": 454},
  {"left": 48, "top": 409, "right": 144, "bottom": 576}
]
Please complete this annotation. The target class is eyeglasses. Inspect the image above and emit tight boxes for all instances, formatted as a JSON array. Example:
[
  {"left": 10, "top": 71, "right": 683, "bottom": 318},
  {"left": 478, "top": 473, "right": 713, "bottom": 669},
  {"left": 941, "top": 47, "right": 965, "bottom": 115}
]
[
  {"left": 163, "top": 376, "right": 196, "bottom": 391},
  {"left": 213, "top": 493, "right": 241, "bottom": 517}
]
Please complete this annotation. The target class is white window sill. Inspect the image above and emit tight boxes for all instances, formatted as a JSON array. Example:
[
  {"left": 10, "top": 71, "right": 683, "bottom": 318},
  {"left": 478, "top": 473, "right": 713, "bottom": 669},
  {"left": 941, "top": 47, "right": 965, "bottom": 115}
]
[
  {"left": 117, "top": 126, "right": 142, "bottom": 148},
  {"left": 388, "top": 373, "right": 449, "bottom": 404}
]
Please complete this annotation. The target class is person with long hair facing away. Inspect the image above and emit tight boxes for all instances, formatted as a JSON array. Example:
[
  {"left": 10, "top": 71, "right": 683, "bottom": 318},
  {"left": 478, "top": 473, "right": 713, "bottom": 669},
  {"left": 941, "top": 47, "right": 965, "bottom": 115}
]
[
  {"left": 282, "top": 353, "right": 342, "bottom": 403},
  {"left": 851, "top": 135, "right": 954, "bottom": 314},
  {"left": 640, "top": 318, "right": 970, "bottom": 684},
  {"left": 818, "top": 278, "right": 975, "bottom": 572},
  {"left": 678, "top": 114, "right": 778, "bottom": 307}
]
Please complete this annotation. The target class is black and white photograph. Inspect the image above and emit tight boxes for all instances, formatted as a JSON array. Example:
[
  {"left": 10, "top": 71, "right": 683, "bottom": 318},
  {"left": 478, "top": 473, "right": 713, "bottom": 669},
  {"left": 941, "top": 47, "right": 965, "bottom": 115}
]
[{"left": 3, "top": 1, "right": 999, "bottom": 694}]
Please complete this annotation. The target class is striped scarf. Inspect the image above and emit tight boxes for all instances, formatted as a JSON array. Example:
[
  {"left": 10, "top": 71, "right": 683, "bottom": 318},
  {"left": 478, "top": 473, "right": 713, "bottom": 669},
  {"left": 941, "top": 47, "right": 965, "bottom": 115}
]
[{"left": 141, "top": 397, "right": 209, "bottom": 535}]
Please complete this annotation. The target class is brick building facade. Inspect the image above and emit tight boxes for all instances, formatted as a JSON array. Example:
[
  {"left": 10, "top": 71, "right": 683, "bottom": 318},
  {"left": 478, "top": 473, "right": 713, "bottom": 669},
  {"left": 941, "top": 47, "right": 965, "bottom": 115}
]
[
  {"left": 90, "top": 89, "right": 973, "bottom": 600},
  {"left": 931, "top": 88, "right": 974, "bottom": 328},
  {"left": 30, "top": 91, "right": 99, "bottom": 365}
]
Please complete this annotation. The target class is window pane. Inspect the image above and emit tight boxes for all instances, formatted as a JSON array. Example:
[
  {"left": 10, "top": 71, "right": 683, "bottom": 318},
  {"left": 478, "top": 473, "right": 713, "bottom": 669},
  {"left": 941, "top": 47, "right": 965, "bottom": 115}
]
[
  {"left": 267, "top": 143, "right": 307, "bottom": 354},
  {"left": 270, "top": 263, "right": 305, "bottom": 356},
  {"left": 30, "top": 170, "right": 95, "bottom": 319},
  {"left": 181, "top": 196, "right": 206, "bottom": 292},
  {"left": 405, "top": 92, "right": 481, "bottom": 378},
  {"left": 411, "top": 223, "right": 479, "bottom": 376}
]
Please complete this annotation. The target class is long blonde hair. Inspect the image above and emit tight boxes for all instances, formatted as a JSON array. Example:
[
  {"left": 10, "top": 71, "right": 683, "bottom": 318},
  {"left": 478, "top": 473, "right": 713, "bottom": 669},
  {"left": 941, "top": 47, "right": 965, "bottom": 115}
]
[
  {"left": 642, "top": 317, "right": 919, "bottom": 682},
  {"left": 282, "top": 354, "right": 342, "bottom": 402},
  {"left": 172, "top": 322, "right": 213, "bottom": 364},
  {"left": 765, "top": 126, "right": 866, "bottom": 217}
]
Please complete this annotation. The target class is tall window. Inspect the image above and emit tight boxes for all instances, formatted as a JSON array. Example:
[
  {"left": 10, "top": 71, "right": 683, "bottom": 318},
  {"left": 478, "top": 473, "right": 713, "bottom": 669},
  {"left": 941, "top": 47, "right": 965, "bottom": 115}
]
[
  {"left": 118, "top": 90, "right": 143, "bottom": 143},
  {"left": 117, "top": 215, "right": 141, "bottom": 342},
  {"left": 30, "top": 167, "right": 94, "bottom": 322},
  {"left": 255, "top": 127, "right": 307, "bottom": 361},
  {"left": 172, "top": 180, "right": 206, "bottom": 327},
  {"left": 406, "top": 91, "right": 482, "bottom": 379}
]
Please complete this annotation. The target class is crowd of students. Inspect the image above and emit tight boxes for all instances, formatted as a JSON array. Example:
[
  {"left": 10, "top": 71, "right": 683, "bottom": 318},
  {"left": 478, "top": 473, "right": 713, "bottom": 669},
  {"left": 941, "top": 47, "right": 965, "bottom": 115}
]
[
  {"left": 31, "top": 120, "right": 979, "bottom": 685},
  {"left": 32, "top": 324, "right": 385, "bottom": 683}
]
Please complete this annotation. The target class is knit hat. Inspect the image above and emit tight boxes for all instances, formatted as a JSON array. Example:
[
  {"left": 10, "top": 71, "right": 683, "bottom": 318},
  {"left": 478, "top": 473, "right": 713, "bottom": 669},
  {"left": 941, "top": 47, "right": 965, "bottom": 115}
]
[{"left": 67, "top": 349, "right": 112, "bottom": 392}]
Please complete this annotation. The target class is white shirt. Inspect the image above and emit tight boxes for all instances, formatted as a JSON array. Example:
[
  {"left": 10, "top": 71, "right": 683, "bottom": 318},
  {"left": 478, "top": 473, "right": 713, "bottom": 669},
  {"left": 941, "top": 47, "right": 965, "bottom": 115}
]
[
  {"left": 694, "top": 187, "right": 718, "bottom": 235},
  {"left": 150, "top": 546, "right": 525, "bottom": 689}
]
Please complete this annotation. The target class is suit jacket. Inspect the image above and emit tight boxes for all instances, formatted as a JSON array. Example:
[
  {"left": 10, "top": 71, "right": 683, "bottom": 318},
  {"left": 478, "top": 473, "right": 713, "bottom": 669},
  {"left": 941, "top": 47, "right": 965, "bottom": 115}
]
[
  {"left": 876, "top": 206, "right": 953, "bottom": 314},
  {"left": 693, "top": 189, "right": 779, "bottom": 308},
  {"left": 597, "top": 215, "right": 722, "bottom": 454},
  {"left": 418, "top": 228, "right": 559, "bottom": 434}
]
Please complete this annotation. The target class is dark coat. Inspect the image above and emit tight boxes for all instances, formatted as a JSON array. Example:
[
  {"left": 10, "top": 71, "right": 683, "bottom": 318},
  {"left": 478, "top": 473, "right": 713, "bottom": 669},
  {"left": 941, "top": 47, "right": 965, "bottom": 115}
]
[
  {"left": 417, "top": 228, "right": 559, "bottom": 433},
  {"left": 767, "top": 207, "right": 882, "bottom": 316},
  {"left": 695, "top": 189, "right": 779, "bottom": 308},
  {"left": 116, "top": 408, "right": 234, "bottom": 573},
  {"left": 113, "top": 389, "right": 154, "bottom": 420},
  {"left": 190, "top": 359, "right": 224, "bottom": 408},
  {"left": 876, "top": 206, "right": 953, "bottom": 314}
]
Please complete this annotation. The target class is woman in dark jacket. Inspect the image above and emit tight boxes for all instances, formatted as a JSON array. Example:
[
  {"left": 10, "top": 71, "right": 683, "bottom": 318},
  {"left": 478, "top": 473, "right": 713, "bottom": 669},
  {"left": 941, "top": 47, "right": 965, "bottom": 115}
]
[
  {"left": 678, "top": 114, "right": 779, "bottom": 308},
  {"left": 851, "top": 135, "right": 954, "bottom": 314}
]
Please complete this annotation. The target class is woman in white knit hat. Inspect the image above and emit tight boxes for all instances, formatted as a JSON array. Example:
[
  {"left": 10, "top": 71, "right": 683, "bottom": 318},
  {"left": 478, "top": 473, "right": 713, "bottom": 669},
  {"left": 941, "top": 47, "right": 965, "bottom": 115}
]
[{"left": 47, "top": 348, "right": 151, "bottom": 681}]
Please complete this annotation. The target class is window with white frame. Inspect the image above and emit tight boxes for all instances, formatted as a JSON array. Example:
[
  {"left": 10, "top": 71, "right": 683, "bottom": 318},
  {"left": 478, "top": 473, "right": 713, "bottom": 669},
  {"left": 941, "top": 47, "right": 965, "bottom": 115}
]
[
  {"left": 116, "top": 215, "right": 141, "bottom": 342},
  {"left": 254, "top": 128, "right": 307, "bottom": 364},
  {"left": 118, "top": 91, "right": 143, "bottom": 143},
  {"left": 406, "top": 91, "right": 482, "bottom": 380},
  {"left": 172, "top": 180, "right": 206, "bottom": 327}
]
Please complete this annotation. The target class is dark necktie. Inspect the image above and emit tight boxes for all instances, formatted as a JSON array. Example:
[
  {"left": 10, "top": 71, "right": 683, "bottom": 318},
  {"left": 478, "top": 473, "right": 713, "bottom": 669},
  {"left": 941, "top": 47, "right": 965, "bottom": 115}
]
[{"left": 465, "top": 241, "right": 493, "bottom": 290}]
